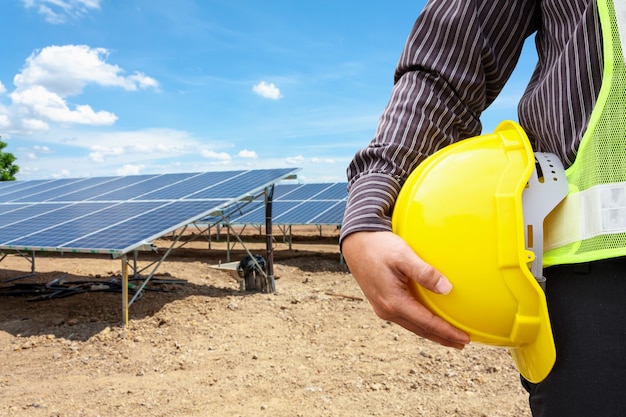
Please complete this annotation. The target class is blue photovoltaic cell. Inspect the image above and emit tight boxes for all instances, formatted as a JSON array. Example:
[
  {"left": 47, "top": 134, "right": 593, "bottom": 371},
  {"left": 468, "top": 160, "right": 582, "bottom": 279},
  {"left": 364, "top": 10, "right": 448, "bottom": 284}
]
[
  {"left": 313, "top": 183, "right": 347, "bottom": 200},
  {"left": 0, "top": 203, "right": 33, "bottom": 216},
  {"left": 137, "top": 171, "right": 236, "bottom": 201},
  {"left": 8, "top": 178, "right": 93, "bottom": 203},
  {"left": 0, "top": 168, "right": 298, "bottom": 253},
  {"left": 220, "top": 182, "right": 347, "bottom": 226},
  {"left": 186, "top": 170, "right": 269, "bottom": 200},
  {"left": 0, "top": 179, "right": 56, "bottom": 202},
  {"left": 234, "top": 201, "right": 300, "bottom": 224},
  {"left": 274, "top": 201, "right": 339, "bottom": 224},
  {"left": 272, "top": 184, "right": 301, "bottom": 199},
  {"left": 310, "top": 201, "right": 346, "bottom": 224},
  {"left": 14, "top": 177, "right": 113, "bottom": 203},
  {"left": 49, "top": 175, "right": 152, "bottom": 202},
  {"left": 0, "top": 203, "right": 74, "bottom": 227},
  {"left": 278, "top": 183, "right": 330, "bottom": 201},
  {"left": 98, "top": 172, "right": 198, "bottom": 201},
  {"left": 49, "top": 200, "right": 230, "bottom": 252},
  {"left": 0, "top": 203, "right": 119, "bottom": 246}
]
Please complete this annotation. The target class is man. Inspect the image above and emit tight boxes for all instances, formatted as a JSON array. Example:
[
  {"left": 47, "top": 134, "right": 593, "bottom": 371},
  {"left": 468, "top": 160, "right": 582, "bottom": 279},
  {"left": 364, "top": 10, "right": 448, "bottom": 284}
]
[{"left": 341, "top": 1, "right": 626, "bottom": 415}]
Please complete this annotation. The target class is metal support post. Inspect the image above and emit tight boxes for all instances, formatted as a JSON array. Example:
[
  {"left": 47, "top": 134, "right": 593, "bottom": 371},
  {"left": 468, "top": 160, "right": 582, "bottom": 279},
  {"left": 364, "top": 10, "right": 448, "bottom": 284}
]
[
  {"left": 265, "top": 184, "right": 275, "bottom": 293},
  {"left": 121, "top": 255, "right": 129, "bottom": 326}
]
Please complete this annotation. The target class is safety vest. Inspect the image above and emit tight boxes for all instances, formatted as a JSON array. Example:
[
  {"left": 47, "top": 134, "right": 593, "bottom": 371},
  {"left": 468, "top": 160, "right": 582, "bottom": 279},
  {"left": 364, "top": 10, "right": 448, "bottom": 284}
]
[{"left": 543, "top": 0, "right": 626, "bottom": 266}]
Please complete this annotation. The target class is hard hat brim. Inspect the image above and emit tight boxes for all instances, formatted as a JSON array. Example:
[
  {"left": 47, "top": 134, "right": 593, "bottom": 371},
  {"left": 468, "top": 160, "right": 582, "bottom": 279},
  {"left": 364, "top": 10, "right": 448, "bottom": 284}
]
[{"left": 509, "top": 299, "right": 556, "bottom": 383}]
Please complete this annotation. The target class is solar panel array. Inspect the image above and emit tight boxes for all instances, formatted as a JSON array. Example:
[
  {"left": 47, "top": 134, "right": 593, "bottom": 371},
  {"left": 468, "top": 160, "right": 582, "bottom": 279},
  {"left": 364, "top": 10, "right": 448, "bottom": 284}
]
[
  {"left": 0, "top": 168, "right": 298, "bottom": 254},
  {"left": 215, "top": 182, "right": 347, "bottom": 226}
]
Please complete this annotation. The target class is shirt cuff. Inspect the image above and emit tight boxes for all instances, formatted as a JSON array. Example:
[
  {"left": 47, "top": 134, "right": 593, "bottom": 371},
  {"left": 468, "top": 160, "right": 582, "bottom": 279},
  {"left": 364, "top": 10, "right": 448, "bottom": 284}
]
[{"left": 339, "top": 172, "right": 402, "bottom": 245}]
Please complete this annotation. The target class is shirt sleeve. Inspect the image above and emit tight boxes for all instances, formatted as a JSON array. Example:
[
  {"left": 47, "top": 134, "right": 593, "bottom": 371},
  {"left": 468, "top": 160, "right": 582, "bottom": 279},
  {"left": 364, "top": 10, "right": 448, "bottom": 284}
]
[{"left": 340, "top": 0, "right": 538, "bottom": 244}]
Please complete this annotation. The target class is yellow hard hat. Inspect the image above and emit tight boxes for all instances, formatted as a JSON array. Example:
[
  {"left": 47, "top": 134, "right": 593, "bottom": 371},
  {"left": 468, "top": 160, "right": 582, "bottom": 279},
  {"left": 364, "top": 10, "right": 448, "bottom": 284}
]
[{"left": 392, "top": 120, "right": 568, "bottom": 383}]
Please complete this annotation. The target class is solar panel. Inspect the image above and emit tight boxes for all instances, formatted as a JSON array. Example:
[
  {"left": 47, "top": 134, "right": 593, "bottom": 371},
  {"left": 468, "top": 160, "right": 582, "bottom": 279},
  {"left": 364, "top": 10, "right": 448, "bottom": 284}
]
[
  {"left": 0, "top": 179, "right": 57, "bottom": 202},
  {"left": 15, "top": 177, "right": 121, "bottom": 203},
  {"left": 217, "top": 182, "right": 347, "bottom": 226},
  {"left": 0, "top": 168, "right": 299, "bottom": 254}
]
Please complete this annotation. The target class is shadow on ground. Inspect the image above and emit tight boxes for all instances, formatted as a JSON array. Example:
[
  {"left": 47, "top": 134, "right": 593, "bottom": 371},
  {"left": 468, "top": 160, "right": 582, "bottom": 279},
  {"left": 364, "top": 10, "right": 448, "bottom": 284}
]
[
  {"left": 0, "top": 266, "right": 246, "bottom": 341},
  {"left": 0, "top": 245, "right": 347, "bottom": 342}
]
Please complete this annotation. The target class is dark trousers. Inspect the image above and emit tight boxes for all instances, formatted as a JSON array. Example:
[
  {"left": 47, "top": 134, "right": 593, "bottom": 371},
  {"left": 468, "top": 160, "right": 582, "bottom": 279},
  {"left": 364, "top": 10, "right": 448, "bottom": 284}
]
[{"left": 521, "top": 257, "right": 626, "bottom": 416}]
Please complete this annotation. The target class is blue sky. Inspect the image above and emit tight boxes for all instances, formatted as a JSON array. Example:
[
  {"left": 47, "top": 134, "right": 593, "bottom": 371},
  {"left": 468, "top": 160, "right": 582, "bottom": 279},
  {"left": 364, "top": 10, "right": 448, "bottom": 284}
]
[{"left": 0, "top": 0, "right": 538, "bottom": 182}]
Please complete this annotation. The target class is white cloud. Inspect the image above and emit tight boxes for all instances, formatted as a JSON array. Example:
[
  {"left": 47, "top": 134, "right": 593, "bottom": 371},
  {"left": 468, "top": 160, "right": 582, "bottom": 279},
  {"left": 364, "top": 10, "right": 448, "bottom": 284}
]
[
  {"left": 127, "top": 73, "right": 160, "bottom": 90},
  {"left": 15, "top": 45, "right": 158, "bottom": 95},
  {"left": 201, "top": 149, "right": 232, "bottom": 162},
  {"left": 11, "top": 85, "right": 118, "bottom": 125},
  {"left": 35, "top": 128, "right": 204, "bottom": 165},
  {"left": 252, "top": 81, "right": 282, "bottom": 100},
  {"left": 2, "top": 45, "right": 158, "bottom": 134},
  {"left": 88, "top": 144, "right": 125, "bottom": 163},
  {"left": 132, "top": 142, "right": 189, "bottom": 154},
  {"left": 311, "top": 157, "right": 336, "bottom": 164},
  {"left": 52, "top": 169, "right": 71, "bottom": 178},
  {"left": 0, "top": 82, "right": 5, "bottom": 95},
  {"left": 237, "top": 149, "right": 258, "bottom": 159},
  {"left": 26, "top": 145, "right": 52, "bottom": 160},
  {"left": 33, "top": 128, "right": 199, "bottom": 156},
  {"left": 12, "top": 127, "right": 247, "bottom": 180},
  {"left": 285, "top": 155, "right": 305, "bottom": 166},
  {"left": 116, "top": 164, "right": 145, "bottom": 176},
  {"left": 20, "top": 118, "right": 50, "bottom": 133},
  {"left": 22, "top": 0, "right": 101, "bottom": 24}
]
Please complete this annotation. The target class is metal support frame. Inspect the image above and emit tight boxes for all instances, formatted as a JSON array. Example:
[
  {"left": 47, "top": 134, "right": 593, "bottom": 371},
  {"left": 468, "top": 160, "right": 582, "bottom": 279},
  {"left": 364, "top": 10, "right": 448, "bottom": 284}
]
[
  {"left": 117, "top": 224, "right": 190, "bottom": 324},
  {"left": 0, "top": 183, "right": 285, "bottom": 324},
  {"left": 216, "top": 216, "right": 270, "bottom": 289},
  {"left": 204, "top": 185, "right": 276, "bottom": 293},
  {"left": 276, "top": 224, "right": 293, "bottom": 249},
  {"left": 118, "top": 187, "right": 280, "bottom": 322},
  {"left": 264, "top": 184, "right": 275, "bottom": 293},
  {"left": 121, "top": 254, "right": 129, "bottom": 326},
  {"left": 223, "top": 223, "right": 250, "bottom": 262},
  {"left": 0, "top": 250, "right": 37, "bottom": 282}
]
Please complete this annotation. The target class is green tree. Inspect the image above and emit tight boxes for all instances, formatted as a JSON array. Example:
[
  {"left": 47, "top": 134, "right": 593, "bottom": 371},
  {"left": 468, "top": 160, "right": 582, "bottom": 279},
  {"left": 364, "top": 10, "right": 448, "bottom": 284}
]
[{"left": 0, "top": 137, "right": 19, "bottom": 181}]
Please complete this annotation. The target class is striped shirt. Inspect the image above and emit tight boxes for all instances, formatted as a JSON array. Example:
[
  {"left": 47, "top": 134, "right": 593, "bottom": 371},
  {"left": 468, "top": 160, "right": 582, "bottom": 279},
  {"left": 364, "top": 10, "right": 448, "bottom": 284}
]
[{"left": 340, "top": 0, "right": 603, "bottom": 243}]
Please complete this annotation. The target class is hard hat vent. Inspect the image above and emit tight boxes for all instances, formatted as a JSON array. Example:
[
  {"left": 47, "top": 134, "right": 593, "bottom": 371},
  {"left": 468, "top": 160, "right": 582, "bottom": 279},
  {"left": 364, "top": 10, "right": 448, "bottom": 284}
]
[{"left": 523, "top": 152, "right": 569, "bottom": 281}]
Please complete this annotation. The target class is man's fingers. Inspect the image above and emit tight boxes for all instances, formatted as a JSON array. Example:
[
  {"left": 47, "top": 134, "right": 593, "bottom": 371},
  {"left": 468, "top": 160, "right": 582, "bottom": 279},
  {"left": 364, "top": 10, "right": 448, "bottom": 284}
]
[
  {"left": 384, "top": 294, "right": 471, "bottom": 348},
  {"left": 395, "top": 249, "right": 453, "bottom": 295},
  {"left": 343, "top": 231, "right": 471, "bottom": 348},
  {"left": 394, "top": 310, "right": 470, "bottom": 349}
]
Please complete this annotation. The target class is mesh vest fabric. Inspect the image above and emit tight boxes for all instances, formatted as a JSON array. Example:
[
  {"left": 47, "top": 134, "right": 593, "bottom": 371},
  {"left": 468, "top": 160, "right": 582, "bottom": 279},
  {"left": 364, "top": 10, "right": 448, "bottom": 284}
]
[{"left": 543, "top": 0, "right": 626, "bottom": 266}]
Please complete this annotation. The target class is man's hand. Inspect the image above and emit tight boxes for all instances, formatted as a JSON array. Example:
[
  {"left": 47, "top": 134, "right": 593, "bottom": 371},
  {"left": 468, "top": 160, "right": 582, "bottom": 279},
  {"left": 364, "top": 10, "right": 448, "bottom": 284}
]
[{"left": 342, "top": 230, "right": 470, "bottom": 349}]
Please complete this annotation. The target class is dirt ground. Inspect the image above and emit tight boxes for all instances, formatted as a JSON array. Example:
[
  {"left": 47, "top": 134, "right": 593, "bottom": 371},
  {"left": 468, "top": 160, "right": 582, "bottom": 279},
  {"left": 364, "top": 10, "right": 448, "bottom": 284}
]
[{"left": 0, "top": 226, "right": 531, "bottom": 417}]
